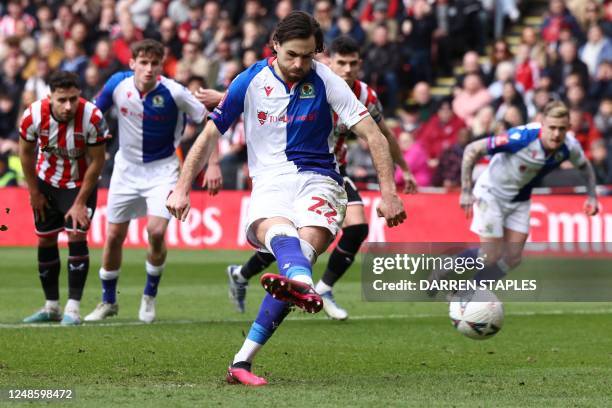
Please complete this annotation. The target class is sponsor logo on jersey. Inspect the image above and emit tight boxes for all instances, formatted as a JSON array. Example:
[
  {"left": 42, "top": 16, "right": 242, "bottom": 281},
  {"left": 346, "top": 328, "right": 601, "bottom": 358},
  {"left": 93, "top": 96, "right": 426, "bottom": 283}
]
[
  {"left": 257, "top": 110, "right": 267, "bottom": 125},
  {"left": 264, "top": 86, "right": 274, "bottom": 97},
  {"left": 299, "top": 83, "right": 315, "bottom": 99}
]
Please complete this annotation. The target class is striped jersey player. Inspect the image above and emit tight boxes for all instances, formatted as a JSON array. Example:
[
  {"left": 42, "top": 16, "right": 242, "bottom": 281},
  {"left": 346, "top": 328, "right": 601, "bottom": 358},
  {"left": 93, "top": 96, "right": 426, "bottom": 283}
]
[{"left": 19, "top": 71, "right": 109, "bottom": 326}]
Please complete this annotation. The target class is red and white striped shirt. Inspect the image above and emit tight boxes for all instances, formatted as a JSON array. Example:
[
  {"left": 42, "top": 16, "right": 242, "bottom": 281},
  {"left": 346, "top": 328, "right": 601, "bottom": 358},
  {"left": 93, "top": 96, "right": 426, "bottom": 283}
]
[
  {"left": 333, "top": 79, "right": 383, "bottom": 166},
  {"left": 20, "top": 97, "right": 111, "bottom": 189}
]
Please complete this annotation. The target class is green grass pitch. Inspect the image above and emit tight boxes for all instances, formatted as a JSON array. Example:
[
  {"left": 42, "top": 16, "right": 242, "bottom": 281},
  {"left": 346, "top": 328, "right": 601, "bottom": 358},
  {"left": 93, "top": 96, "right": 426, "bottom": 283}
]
[{"left": 1, "top": 247, "right": 611, "bottom": 407}]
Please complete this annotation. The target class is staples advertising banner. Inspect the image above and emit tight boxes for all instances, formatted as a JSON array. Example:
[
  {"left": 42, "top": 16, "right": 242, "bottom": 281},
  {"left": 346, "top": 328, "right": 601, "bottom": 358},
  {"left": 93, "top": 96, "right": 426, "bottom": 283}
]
[{"left": 1, "top": 188, "right": 611, "bottom": 253}]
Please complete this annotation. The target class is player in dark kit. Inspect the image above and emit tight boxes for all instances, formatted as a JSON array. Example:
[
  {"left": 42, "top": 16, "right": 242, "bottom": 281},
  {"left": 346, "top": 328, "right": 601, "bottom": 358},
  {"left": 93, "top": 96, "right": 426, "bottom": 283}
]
[{"left": 19, "top": 71, "right": 110, "bottom": 325}]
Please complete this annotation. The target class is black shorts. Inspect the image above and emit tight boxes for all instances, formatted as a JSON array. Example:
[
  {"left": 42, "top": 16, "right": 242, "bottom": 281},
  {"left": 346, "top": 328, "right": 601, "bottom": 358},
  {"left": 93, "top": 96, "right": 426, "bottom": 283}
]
[
  {"left": 340, "top": 167, "right": 363, "bottom": 206},
  {"left": 34, "top": 178, "right": 97, "bottom": 237}
]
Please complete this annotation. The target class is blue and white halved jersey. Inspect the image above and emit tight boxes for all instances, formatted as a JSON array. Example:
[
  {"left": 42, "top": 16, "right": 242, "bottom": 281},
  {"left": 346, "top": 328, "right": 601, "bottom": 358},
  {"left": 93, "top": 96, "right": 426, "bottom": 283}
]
[
  {"left": 475, "top": 123, "right": 587, "bottom": 202},
  {"left": 209, "top": 58, "right": 369, "bottom": 184},
  {"left": 95, "top": 71, "right": 206, "bottom": 164}
]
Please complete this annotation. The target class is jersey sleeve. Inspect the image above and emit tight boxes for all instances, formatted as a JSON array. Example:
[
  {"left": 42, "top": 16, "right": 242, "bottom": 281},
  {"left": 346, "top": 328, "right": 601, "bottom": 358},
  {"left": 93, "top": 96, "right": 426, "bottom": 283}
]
[
  {"left": 86, "top": 107, "right": 112, "bottom": 145},
  {"left": 365, "top": 87, "right": 383, "bottom": 123},
  {"left": 324, "top": 70, "right": 369, "bottom": 129},
  {"left": 19, "top": 106, "right": 37, "bottom": 143},
  {"left": 567, "top": 136, "right": 588, "bottom": 168},
  {"left": 94, "top": 71, "right": 131, "bottom": 113},
  {"left": 487, "top": 124, "right": 540, "bottom": 155},
  {"left": 208, "top": 71, "right": 252, "bottom": 134},
  {"left": 176, "top": 85, "right": 206, "bottom": 124}
]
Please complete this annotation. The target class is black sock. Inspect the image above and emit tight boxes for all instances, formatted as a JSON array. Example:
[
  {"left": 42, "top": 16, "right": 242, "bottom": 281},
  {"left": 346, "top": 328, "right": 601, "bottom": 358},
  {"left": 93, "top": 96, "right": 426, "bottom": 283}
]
[
  {"left": 68, "top": 241, "right": 89, "bottom": 301},
  {"left": 322, "top": 224, "right": 369, "bottom": 287},
  {"left": 38, "top": 245, "right": 60, "bottom": 301},
  {"left": 241, "top": 252, "right": 276, "bottom": 280}
]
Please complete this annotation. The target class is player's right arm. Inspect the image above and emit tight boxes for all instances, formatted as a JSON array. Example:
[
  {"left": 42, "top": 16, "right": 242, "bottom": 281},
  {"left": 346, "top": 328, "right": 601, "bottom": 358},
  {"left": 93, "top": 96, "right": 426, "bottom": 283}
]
[
  {"left": 18, "top": 108, "right": 48, "bottom": 221},
  {"left": 166, "top": 121, "right": 222, "bottom": 220},
  {"left": 460, "top": 138, "right": 488, "bottom": 217}
]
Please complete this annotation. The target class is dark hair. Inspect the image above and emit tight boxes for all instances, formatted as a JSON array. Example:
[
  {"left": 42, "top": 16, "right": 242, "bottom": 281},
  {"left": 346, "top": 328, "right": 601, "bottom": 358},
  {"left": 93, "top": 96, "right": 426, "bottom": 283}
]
[
  {"left": 131, "top": 39, "right": 164, "bottom": 60},
  {"left": 272, "top": 11, "right": 324, "bottom": 54},
  {"left": 48, "top": 71, "right": 81, "bottom": 91},
  {"left": 329, "top": 35, "right": 360, "bottom": 57}
]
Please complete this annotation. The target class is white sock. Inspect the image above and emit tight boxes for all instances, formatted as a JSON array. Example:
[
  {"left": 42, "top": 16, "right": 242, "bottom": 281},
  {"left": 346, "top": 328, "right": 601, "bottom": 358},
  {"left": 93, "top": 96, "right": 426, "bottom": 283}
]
[
  {"left": 45, "top": 300, "right": 60, "bottom": 310},
  {"left": 65, "top": 299, "right": 80, "bottom": 313},
  {"left": 291, "top": 274, "right": 313, "bottom": 287},
  {"left": 232, "top": 266, "right": 248, "bottom": 283},
  {"left": 233, "top": 339, "right": 263, "bottom": 364},
  {"left": 145, "top": 261, "right": 164, "bottom": 276},
  {"left": 315, "top": 280, "right": 333, "bottom": 294}
]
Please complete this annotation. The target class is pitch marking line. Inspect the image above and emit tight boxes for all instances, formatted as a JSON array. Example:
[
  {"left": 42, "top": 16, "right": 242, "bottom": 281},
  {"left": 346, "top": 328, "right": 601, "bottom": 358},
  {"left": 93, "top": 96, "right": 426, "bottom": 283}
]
[{"left": 2, "top": 308, "right": 612, "bottom": 329}]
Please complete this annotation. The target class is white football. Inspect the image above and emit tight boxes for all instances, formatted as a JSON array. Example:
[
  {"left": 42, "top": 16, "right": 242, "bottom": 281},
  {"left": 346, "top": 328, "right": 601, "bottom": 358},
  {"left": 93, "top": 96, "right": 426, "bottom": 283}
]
[{"left": 448, "top": 289, "right": 504, "bottom": 340}]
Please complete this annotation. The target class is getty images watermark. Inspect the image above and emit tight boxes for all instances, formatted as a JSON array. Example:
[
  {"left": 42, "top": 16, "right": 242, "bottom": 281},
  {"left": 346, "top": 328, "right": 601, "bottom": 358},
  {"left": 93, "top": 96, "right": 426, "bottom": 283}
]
[{"left": 362, "top": 243, "right": 612, "bottom": 302}]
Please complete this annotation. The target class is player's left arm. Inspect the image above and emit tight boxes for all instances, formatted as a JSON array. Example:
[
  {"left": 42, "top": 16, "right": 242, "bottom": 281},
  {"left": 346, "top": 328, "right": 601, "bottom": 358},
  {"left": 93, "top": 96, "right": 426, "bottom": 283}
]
[
  {"left": 66, "top": 144, "right": 106, "bottom": 230},
  {"left": 377, "top": 117, "right": 417, "bottom": 194}
]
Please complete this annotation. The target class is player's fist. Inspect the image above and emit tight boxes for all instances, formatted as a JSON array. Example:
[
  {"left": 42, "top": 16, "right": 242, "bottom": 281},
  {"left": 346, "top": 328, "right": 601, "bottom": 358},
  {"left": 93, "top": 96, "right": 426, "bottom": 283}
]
[
  {"left": 459, "top": 190, "right": 474, "bottom": 219},
  {"left": 166, "top": 189, "right": 191, "bottom": 221},
  {"left": 195, "top": 88, "right": 224, "bottom": 111},
  {"left": 376, "top": 194, "right": 406, "bottom": 227},
  {"left": 583, "top": 197, "right": 599, "bottom": 216},
  {"left": 203, "top": 163, "right": 222, "bottom": 196}
]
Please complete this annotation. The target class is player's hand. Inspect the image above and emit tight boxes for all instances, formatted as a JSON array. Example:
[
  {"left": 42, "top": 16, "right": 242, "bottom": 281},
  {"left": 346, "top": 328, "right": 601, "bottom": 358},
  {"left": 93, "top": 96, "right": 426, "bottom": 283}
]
[
  {"left": 203, "top": 163, "right": 222, "bottom": 196},
  {"left": 29, "top": 190, "right": 49, "bottom": 223},
  {"left": 166, "top": 189, "right": 191, "bottom": 221},
  {"left": 583, "top": 197, "right": 599, "bottom": 216},
  {"left": 376, "top": 193, "right": 407, "bottom": 227},
  {"left": 65, "top": 202, "right": 90, "bottom": 231},
  {"left": 459, "top": 189, "right": 474, "bottom": 218},
  {"left": 401, "top": 171, "right": 418, "bottom": 194},
  {"left": 195, "top": 87, "right": 223, "bottom": 111}
]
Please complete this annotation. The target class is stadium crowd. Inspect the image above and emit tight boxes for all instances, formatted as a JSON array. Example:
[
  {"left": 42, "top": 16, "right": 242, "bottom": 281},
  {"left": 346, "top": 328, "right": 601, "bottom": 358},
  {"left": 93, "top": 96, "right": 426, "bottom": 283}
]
[{"left": 0, "top": 0, "right": 611, "bottom": 190}]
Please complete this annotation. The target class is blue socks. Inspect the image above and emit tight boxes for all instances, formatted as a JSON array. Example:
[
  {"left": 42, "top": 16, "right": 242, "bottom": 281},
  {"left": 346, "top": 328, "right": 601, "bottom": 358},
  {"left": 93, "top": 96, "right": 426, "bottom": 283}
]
[
  {"left": 247, "top": 294, "right": 291, "bottom": 345},
  {"left": 269, "top": 235, "right": 311, "bottom": 279}
]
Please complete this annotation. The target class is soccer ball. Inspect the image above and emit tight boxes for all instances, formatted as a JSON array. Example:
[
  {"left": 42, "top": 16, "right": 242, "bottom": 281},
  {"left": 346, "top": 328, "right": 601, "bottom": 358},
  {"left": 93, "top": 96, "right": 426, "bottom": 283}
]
[{"left": 448, "top": 289, "right": 504, "bottom": 340}]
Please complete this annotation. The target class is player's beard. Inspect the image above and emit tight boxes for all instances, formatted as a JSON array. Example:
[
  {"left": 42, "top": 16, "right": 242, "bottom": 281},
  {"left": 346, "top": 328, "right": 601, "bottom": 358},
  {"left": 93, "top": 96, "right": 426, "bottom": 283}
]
[{"left": 278, "top": 61, "right": 308, "bottom": 83}]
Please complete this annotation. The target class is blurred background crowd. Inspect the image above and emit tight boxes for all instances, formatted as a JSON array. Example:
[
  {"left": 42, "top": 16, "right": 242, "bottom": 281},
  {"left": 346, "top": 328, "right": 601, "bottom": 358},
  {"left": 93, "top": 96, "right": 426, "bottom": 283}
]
[{"left": 0, "top": 0, "right": 611, "bottom": 192}]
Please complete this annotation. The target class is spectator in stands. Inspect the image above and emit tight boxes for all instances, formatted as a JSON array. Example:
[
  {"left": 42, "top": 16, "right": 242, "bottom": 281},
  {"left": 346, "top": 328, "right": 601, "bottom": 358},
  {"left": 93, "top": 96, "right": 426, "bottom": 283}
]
[
  {"left": 347, "top": 138, "right": 377, "bottom": 184},
  {"left": 70, "top": 20, "right": 93, "bottom": 55},
  {"left": 603, "top": 1, "right": 612, "bottom": 38},
  {"left": 416, "top": 98, "right": 466, "bottom": 161},
  {"left": 412, "top": 82, "right": 436, "bottom": 123},
  {"left": 59, "top": 39, "right": 89, "bottom": 83},
  {"left": 91, "top": 39, "right": 123, "bottom": 82},
  {"left": 0, "top": 92, "right": 18, "bottom": 156},
  {"left": 313, "top": 0, "right": 335, "bottom": 38},
  {"left": 470, "top": 105, "right": 496, "bottom": 139},
  {"left": 589, "top": 60, "right": 612, "bottom": 103},
  {"left": 493, "top": 81, "right": 528, "bottom": 125},
  {"left": 400, "top": 0, "right": 437, "bottom": 85},
  {"left": 21, "top": 33, "right": 63, "bottom": 80},
  {"left": 363, "top": 1, "right": 398, "bottom": 42},
  {"left": 579, "top": 24, "right": 612, "bottom": 80},
  {"left": 178, "top": 40, "right": 218, "bottom": 84},
  {"left": 0, "top": 154, "right": 17, "bottom": 187},
  {"left": 515, "top": 43, "right": 540, "bottom": 94},
  {"left": 363, "top": 24, "right": 400, "bottom": 117},
  {"left": 521, "top": 26, "right": 547, "bottom": 70},
  {"left": 22, "top": 58, "right": 50, "bottom": 107},
  {"left": 541, "top": 0, "right": 584, "bottom": 45},
  {"left": 590, "top": 139, "right": 612, "bottom": 184},
  {"left": 0, "top": 55, "right": 24, "bottom": 103},
  {"left": 0, "top": 0, "right": 36, "bottom": 39},
  {"left": 178, "top": 2, "right": 203, "bottom": 43},
  {"left": 34, "top": 5, "right": 54, "bottom": 34},
  {"left": 501, "top": 105, "right": 525, "bottom": 129},
  {"left": 452, "top": 73, "right": 492, "bottom": 126},
  {"left": 144, "top": 1, "right": 167, "bottom": 40},
  {"left": 53, "top": 4, "right": 75, "bottom": 40},
  {"left": 527, "top": 87, "right": 554, "bottom": 120},
  {"left": 488, "top": 61, "right": 519, "bottom": 100},
  {"left": 239, "top": 18, "right": 267, "bottom": 56},
  {"left": 394, "top": 131, "right": 431, "bottom": 188},
  {"left": 549, "top": 40, "right": 590, "bottom": 95},
  {"left": 82, "top": 64, "right": 102, "bottom": 101},
  {"left": 159, "top": 17, "right": 183, "bottom": 60},
  {"left": 569, "top": 107, "right": 602, "bottom": 158},
  {"left": 487, "top": 39, "right": 514, "bottom": 84},
  {"left": 326, "top": 11, "right": 366, "bottom": 46},
  {"left": 434, "top": 0, "right": 470, "bottom": 76},
  {"left": 168, "top": 0, "right": 191, "bottom": 25},
  {"left": 455, "top": 51, "right": 488, "bottom": 90},
  {"left": 431, "top": 128, "right": 471, "bottom": 188},
  {"left": 594, "top": 97, "right": 612, "bottom": 140},
  {"left": 113, "top": 16, "right": 144, "bottom": 66}
]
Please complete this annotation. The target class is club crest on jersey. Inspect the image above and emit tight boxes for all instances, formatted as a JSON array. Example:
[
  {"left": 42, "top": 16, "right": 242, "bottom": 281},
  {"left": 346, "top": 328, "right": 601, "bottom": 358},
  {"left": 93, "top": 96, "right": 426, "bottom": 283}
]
[
  {"left": 554, "top": 151, "right": 565, "bottom": 162},
  {"left": 299, "top": 83, "right": 315, "bottom": 99},
  {"left": 257, "top": 110, "right": 267, "bottom": 125},
  {"left": 152, "top": 95, "right": 165, "bottom": 108}
]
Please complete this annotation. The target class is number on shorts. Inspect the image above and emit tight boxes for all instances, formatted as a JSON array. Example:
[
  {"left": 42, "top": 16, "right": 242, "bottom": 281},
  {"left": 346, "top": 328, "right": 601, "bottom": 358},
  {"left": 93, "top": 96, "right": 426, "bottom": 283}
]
[{"left": 308, "top": 196, "right": 337, "bottom": 225}]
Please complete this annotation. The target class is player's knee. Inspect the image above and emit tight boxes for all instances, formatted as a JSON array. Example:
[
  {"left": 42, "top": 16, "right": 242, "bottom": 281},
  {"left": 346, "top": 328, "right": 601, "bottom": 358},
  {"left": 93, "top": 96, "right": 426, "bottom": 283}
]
[
  {"left": 147, "top": 227, "right": 166, "bottom": 246},
  {"left": 106, "top": 228, "right": 127, "bottom": 247},
  {"left": 38, "top": 234, "right": 58, "bottom": 247},
  {"left": 503, "top": 255, "right": 522, "bottom": 270},
  {"left": 338, "top": 223, "right": 369, "bottom": 254}
]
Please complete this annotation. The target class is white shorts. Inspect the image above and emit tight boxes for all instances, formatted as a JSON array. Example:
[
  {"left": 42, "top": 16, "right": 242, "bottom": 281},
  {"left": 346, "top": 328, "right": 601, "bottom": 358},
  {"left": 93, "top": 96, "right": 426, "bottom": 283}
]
[
  {"left": 470, "top": 190, "right": 530, "bottom": 238},
  {"left": 106, "top": 152, "right": 179, "bottom": 224},
  {"left": 246, "top": 172, "right": 348, "bottom": 249}
]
